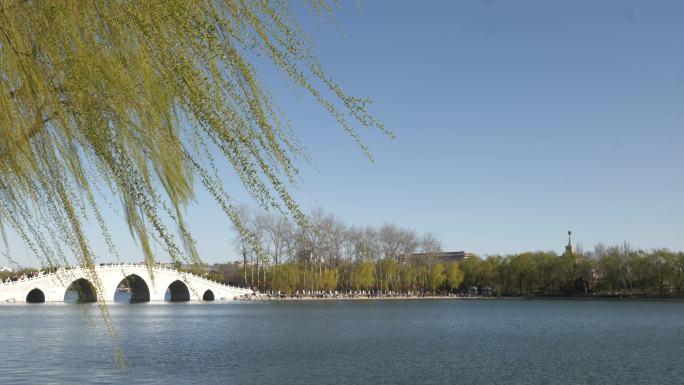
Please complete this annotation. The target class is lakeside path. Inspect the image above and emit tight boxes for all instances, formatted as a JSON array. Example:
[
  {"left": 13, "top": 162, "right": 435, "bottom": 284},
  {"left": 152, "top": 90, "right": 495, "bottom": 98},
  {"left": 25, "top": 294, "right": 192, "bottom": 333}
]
[{"left": 241, "top": 295, "right": 496, "bottom": 302}]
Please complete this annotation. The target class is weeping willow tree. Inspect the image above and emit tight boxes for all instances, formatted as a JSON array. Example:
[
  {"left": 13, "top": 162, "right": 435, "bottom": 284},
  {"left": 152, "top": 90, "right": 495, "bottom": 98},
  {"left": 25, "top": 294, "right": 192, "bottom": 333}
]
[{"left": 0, "top": 0, "right": 388, "bottom": 364}]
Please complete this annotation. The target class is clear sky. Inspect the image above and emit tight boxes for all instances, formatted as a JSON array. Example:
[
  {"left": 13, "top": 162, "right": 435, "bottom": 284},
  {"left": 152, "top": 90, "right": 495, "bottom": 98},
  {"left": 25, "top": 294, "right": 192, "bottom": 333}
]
[{"left": 5, "top": 0, "right": 684, "bottom": 266}]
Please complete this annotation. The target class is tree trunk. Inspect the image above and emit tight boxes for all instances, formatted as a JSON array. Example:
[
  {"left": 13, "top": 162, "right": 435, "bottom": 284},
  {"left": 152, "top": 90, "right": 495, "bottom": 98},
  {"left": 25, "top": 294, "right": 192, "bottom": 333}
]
[{"left": 242, "top": 250, "right": 247, "bottom": 287}]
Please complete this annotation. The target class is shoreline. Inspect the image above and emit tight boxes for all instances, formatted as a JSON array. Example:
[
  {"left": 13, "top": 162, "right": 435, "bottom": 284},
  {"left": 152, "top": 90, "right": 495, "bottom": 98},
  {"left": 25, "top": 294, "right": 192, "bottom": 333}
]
[{"left": 240, "top": 295, "right": 684, "bottom": 302}]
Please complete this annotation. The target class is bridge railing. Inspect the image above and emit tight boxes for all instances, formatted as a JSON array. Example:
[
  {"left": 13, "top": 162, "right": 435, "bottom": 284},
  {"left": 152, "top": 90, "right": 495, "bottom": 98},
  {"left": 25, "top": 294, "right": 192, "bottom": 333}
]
[
  {"left": 94, "top": 262, "right": 250, "bottom": 291},
  {"left": 0, "top": 269, "right": 60, "bottom": 286}
]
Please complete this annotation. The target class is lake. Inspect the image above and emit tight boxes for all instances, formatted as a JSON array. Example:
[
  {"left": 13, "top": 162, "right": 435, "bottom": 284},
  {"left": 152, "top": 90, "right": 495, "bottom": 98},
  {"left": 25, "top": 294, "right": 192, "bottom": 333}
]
[{"left": 1, "top": 299, "right": 683, "bottom": 384}]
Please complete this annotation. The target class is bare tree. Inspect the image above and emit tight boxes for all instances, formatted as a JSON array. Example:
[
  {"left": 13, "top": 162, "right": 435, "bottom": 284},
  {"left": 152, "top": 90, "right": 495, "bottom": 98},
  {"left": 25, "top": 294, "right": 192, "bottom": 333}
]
[
  {"left": 378, "top": 223, "right": 403, "bottom": 260},
  {"left": 419, "top": 232, "right": 443, "bottom": 266},
  {"left": 266, "top": 215, "right": 293, "bottom": 290},
  {"left": 232, "top": 204, "right": 253, "bottom": 287},
  {"left": 251, "top": 211, "right": 272, "bottom": 292},
  {"left": 398, "top": 229, "right": 419, "bottom": 261}
]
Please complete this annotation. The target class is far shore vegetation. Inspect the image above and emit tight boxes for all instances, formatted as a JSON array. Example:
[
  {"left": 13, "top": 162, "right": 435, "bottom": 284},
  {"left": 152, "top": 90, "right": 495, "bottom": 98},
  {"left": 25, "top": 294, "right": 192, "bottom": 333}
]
[
  {"left": 215, "top": 246, "right": 683, "bottom": 299},
  {"left": 176, "top": 208, "right": 684, "bottom": 299}
]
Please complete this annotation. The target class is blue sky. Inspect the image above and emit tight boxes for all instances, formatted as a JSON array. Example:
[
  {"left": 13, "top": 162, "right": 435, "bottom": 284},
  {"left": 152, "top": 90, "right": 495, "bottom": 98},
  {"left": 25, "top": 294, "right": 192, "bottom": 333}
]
[
  {"left": 265, "top": 0, "right": 684, "bottom": 257},
  {"left": 6, "top": 1, "right": 684, "bottom": 266}
]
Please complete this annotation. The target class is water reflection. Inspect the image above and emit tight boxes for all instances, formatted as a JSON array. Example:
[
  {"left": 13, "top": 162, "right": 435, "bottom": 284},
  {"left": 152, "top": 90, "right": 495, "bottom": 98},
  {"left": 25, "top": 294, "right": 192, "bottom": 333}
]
[{"left": 1, "top": 300, "right": 683, "bottom": 384}]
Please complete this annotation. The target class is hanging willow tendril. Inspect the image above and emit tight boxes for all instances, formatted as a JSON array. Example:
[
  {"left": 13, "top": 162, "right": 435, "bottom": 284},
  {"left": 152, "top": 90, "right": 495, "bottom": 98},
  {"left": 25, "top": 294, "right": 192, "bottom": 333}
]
[{"left": 0, "top": 0, "right": 390, "bottom": 367}]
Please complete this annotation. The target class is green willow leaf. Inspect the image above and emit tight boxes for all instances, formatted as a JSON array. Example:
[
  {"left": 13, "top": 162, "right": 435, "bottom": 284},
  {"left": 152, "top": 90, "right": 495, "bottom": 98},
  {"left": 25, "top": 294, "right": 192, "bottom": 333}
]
[{"left": 0, "top": 0, "right": 388, "bottom": 366}]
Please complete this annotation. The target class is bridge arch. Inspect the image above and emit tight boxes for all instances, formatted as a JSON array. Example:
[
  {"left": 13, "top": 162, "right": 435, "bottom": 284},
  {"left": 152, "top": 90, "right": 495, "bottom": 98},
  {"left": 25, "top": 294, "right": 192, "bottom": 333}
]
[
  {"left": 115, "top": 274, "right": 150, "bottom": 303},
  {"left": 26, "top": 288, "right": 45, "bottom": 303},
  {"left": 64, "top": 278, "right": 97, "bottom": 303},
  {"left": 166, "top": 280, "right": 190, "bottom": 301},
  {"left": 202, "top": 289, "right": 215, "bottom": 301}
]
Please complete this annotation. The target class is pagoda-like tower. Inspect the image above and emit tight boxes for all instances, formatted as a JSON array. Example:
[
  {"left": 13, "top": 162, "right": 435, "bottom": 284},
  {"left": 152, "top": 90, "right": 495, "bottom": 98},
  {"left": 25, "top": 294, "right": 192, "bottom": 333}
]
[{"left": 564, "top": 230, "right": 574, "bottom": 255}]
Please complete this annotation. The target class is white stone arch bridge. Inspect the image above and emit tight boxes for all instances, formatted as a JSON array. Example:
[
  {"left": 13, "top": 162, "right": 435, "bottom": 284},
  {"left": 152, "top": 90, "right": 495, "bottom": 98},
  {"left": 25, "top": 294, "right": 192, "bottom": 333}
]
[{"left": 0, "top": 263, "right": 252, "bottom": 303}]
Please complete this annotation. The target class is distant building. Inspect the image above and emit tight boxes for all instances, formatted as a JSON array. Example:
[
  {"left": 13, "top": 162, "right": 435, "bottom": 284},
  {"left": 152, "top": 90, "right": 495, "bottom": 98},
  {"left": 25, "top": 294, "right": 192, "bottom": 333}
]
[
  {"left": 409, "top": 251, "right": 475, "bottom": 264},
  {"left": 0, "top": 266, "right": 13, "bottom": 273}
]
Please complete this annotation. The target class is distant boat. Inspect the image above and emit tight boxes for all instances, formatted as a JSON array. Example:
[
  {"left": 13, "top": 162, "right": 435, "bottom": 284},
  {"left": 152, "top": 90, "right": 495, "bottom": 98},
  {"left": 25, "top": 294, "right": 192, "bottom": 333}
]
[{"left": 116, "top": 287, "right": 132, "bottom": 293}]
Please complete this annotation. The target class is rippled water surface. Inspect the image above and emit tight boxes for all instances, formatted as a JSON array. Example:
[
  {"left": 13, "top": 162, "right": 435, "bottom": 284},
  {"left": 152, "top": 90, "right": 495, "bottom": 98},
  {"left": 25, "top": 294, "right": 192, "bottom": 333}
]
[{"left": 1, "top": 299, "right": 683, "bottom": 384}]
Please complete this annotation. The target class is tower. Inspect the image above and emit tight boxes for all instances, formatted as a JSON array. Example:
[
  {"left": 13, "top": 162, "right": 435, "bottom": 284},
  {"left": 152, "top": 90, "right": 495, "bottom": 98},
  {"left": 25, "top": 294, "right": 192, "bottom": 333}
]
[{"left": 565, "top": 230, "right": 573, "bottom": 255}]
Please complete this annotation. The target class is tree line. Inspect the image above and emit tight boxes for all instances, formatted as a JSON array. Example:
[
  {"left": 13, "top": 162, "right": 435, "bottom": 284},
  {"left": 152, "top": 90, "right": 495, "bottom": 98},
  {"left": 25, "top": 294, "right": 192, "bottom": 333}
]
[
  {"left": 456, "top": 244, "right": 684, "bottom": 297},
  {"left": 208, "top": 208, "right": 684, "bottom": 297},
  {"left": 224, "top": 206, "right": 450, "bottom": 294}
]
